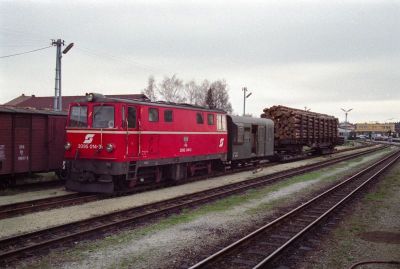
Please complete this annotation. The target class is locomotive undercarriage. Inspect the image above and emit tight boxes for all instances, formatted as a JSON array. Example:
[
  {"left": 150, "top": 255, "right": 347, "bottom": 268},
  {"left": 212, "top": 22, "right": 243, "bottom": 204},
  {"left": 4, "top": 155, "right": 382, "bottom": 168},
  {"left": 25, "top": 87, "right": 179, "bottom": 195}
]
[
  {"left": 65, "top": 160, "right": 128, "bottom": 193},
  {"left": 65, "top": 154, "right": 227, "bottom": 193}
]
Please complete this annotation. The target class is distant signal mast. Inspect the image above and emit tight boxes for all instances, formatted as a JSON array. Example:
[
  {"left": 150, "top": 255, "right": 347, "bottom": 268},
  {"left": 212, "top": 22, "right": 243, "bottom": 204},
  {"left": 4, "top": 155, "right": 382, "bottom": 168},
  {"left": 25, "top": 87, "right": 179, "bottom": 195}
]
[{"left": 52, "top": 39, "right": 74, "bottom": 111}]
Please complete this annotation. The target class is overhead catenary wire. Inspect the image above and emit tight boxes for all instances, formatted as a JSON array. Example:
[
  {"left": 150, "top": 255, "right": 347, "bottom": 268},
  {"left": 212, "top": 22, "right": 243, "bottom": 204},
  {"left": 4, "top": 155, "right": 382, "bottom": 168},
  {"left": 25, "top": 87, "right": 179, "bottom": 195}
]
[
  {"left": 0, "top": 45, "right": 52, "bottom": 59},
  {"left": 76, "top": 47, "right": 167, "bottom": 73}
]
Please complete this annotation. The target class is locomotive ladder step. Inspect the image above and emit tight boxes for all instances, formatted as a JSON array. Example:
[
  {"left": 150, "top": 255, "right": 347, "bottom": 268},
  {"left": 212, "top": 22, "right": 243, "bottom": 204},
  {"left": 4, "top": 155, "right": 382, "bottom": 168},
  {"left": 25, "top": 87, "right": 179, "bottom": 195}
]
[
  {"left": 128, "top": 163, "right": 137, "bottom": 169},
  {"left": 128, "top": 162, "right": 137, "bottom": 177}
]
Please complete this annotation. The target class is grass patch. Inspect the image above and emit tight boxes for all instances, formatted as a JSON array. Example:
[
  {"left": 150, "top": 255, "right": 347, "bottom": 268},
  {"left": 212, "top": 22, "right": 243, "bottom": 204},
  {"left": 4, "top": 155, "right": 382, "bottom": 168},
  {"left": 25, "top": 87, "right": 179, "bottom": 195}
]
[{"left": 365, "top": 191, "right": 386, "bottom": 202}]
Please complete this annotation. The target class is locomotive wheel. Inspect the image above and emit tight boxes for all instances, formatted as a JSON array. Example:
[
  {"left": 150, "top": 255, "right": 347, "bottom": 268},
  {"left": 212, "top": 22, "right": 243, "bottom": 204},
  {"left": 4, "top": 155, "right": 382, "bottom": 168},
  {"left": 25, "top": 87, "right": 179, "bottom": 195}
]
[{"left": 55, "top": 169, "right": 68, "bottom": 181}]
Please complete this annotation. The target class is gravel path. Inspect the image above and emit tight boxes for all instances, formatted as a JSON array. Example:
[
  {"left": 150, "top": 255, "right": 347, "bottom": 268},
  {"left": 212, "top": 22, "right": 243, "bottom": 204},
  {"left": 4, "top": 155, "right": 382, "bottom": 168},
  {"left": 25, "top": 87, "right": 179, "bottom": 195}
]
[{"left": 0, "top": 145, "right": 382, "bottom": 239}]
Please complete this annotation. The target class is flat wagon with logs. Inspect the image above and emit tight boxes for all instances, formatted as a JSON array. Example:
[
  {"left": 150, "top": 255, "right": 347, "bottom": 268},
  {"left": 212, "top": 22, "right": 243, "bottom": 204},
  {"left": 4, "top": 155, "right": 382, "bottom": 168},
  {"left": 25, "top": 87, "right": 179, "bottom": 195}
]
[{"left": 261, "top": 105, "right": 339, "bottom": 159}]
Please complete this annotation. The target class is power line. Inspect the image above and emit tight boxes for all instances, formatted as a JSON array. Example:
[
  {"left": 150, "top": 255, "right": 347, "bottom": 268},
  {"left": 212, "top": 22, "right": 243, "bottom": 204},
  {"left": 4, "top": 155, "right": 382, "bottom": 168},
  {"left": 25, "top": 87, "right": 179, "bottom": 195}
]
[
  {"left": 0, "top": 45, "right": 52, "bottom": 59},
  {"left": 76, "top": 47, "right": 167, "bottom": 73}
]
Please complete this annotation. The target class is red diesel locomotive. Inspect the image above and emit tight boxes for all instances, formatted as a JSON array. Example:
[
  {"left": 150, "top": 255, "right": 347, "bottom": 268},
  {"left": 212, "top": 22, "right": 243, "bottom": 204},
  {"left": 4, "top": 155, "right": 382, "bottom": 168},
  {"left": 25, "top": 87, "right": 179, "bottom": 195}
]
[
  {"left": 64, "top": 93, "right": 338, "bottom": 193},
  {"left": 64, "top": 93, "right": 229, "bottom": 193}
]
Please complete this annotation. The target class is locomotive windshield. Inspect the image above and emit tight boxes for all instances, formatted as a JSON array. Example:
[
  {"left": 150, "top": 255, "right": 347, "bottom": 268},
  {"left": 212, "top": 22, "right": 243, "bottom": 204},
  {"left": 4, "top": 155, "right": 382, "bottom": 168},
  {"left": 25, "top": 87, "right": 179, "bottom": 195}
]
[
  {"left": 69, "top": 106, "right": 88, "bottom": 127},
  {"left": 93, "top": 106, "right": 115, "bottom": 128}
]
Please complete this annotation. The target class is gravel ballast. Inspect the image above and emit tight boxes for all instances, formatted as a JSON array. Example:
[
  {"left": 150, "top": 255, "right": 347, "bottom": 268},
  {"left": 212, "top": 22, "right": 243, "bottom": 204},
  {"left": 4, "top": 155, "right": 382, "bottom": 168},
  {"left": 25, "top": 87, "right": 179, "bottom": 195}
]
[
  {"left": 19, "top": 147, "right": 395, "bottom": 269},
  {"left": 295, "top": 160, "right": 400, "bottom": 269},
  {"left": 0, "top": 145, "right": 383, "bottom": 239}
]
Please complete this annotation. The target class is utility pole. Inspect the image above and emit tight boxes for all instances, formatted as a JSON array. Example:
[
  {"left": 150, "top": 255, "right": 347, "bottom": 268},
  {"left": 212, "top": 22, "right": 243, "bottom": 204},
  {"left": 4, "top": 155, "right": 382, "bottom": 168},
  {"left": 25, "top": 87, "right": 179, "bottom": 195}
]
[
  {"left": 242, "top": 87, "right": 252, "bottom": 116},
  {"left": 52, "top": 39, "right": 74, "bottom": 111},
  {"left": 52, "top": 39, "right": 64, "bottom": 111}
]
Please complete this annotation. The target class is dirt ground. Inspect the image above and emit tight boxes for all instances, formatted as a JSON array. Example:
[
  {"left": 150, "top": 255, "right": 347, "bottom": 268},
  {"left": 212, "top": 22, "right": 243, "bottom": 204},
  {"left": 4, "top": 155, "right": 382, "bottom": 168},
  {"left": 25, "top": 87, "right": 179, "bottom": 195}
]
[{"left": 16, "top": 147, "right": 396, "bottom": 269}]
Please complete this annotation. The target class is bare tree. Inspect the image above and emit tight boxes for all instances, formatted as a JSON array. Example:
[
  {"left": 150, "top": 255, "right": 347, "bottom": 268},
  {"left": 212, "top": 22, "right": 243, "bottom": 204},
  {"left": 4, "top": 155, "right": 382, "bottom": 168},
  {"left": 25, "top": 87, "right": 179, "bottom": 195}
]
[
  {"left": 183, "top": 79, "right": 209, "bottom": 106},
  {"left": 196, "top": 79, "right": 210, "bottom": 106},
  {"left": 208, "top": 79, "right": 233, "bottom": 113},
  {"left": 142, "top": 75, "right": 157, "bottom": 101},
  {"left": 205, "top": 88, "right": 215, "bottom": 109},
  {"left": 183, "top": 80, "right": 198, "bottom": 105},
  {"left": 157, "top": 74, "right": 186, "bottom": 103},
  {"left": 146, "top": 75, "right": 232, "bottom": 113}
]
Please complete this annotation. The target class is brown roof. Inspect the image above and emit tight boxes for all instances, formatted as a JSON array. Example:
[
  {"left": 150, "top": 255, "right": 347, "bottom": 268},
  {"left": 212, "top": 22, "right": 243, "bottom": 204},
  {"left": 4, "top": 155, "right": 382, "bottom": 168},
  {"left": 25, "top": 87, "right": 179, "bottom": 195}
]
[
  {"left": 4, "top": 93, "right": 148, "bottom": 111},
  {"left": 0, "top": 105, "right": 67, "bottom": 116},
  {"left": 4, "top": 94, "right": 33, "bottom": 106}
]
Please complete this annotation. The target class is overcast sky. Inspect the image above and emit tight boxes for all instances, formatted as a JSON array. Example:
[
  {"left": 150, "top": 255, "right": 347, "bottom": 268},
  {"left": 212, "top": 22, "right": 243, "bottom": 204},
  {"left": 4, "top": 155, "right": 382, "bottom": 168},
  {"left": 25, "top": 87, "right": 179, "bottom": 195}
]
[{"left": 0, "top": 0, "right": 399, "bottom": 123}]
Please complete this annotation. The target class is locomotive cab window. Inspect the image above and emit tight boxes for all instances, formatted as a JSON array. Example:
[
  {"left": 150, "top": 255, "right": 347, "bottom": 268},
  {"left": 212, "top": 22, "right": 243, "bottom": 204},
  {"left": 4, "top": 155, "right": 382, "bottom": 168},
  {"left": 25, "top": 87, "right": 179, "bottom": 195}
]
[
  {"left": 69, "top": 106, "right": 87, "bottom": 127},
  {"left": 128, "top": 107, "right": 136, "bottom": 128},
  {"left": 217, "top": 114, "right": 227, "bottom": 131},
  {"left": 149, "top": 108, "right": 159, "bottom": 122},
  {"left": 207, "top": 114, "right": 214, "bottom": 125},
  {"left": 164, "top": 110, "right": 173, "bottom": 122},
  {"left": 93, "top": 106, "right": 114, "bottom": 128},
  {"left": 196, "top": 113, "right": 204, "bottom": 124}
]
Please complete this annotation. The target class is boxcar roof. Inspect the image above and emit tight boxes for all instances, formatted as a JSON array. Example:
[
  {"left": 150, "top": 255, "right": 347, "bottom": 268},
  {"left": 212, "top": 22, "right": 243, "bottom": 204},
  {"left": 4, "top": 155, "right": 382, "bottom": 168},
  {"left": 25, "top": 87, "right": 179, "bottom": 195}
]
[
  {"left": 229, "top": 115, "right": 274, "bottom": 126},
  {"left": 0, "top": 105, "right": 67, "bottom": 116},
  {"left": 73, "top": 94, "right": 227, "bottom": 113}
]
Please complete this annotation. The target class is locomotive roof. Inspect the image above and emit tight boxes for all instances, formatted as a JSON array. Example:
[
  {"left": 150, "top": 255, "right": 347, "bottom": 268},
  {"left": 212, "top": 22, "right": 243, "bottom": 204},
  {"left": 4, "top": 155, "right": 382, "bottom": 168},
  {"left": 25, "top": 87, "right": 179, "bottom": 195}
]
[
  {"left": 0, "top": 105, "right": 67, "bottom": 116},
  {"left": 74, "top": 94, "right": 227, "bottom": 113}
]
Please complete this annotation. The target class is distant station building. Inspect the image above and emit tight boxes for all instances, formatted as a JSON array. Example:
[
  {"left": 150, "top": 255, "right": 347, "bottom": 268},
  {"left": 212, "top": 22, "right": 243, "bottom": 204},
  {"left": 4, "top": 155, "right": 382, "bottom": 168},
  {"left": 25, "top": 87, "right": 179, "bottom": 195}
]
[
  {"left": 395, "top": 122, "right": 400, "bottom": 134},
  {"left": 4, "top": 93, "right": 148, "bottom": 112},
  {"left": 355, "top": 122, "right": 397, "bottom": 137}
]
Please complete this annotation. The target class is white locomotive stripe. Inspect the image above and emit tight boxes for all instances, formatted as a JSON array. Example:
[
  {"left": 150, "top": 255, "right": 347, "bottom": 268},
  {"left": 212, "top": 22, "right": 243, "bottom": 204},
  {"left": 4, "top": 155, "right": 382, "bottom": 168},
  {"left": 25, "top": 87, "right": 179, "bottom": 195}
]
[{"left": 66, "top": 130, "right": 228, "bottom": 135}]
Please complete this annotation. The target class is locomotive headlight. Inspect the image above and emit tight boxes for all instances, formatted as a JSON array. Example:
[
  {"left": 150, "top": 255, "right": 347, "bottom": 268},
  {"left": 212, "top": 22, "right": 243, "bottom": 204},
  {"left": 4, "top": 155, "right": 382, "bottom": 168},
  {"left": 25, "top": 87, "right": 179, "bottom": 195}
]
[
  {"left": 106, "top": 143, "right": 115, "bottom": 152},
  {"left": 64, "top": 142, "right": 72, "bottom": 150}
]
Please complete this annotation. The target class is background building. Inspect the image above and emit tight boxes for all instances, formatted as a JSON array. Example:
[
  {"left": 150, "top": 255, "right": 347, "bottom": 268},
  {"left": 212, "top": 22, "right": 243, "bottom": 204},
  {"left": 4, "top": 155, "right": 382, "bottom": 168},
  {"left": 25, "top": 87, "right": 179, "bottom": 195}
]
[
  {"left": 4, "top": 93, "right": 148, "bottom": 112},
  {"left": 338, "top": 122, "right": 355, "bottom": 138},
  {"left": 355, "top": 122, "right": 396, "bottom": 137}
]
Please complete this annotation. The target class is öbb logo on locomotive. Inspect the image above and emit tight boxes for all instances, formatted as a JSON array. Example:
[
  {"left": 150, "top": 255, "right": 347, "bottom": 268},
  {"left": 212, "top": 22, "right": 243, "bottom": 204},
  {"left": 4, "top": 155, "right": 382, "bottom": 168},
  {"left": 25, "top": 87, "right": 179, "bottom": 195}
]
[
  {"left": 83, "top": 134, "right": 95, "bottom": 144},
  {"left": 219, "top": 138, "right": 224, "bottom": 148}
]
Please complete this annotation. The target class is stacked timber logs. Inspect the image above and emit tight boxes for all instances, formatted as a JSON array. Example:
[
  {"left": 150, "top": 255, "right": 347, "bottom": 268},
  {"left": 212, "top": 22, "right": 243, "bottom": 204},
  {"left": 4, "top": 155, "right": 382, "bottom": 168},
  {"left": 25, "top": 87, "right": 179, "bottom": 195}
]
[{"left": 261, "top": 105, "right": 338, "bottom": 146}]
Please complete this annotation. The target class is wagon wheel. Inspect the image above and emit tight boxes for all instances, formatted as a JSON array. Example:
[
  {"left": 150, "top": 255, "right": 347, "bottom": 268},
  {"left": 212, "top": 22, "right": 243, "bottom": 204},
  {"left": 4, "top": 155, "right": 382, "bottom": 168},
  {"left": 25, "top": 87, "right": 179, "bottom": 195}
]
[{"left": 0, "top": 179, "right": 11, "bottom": 190}]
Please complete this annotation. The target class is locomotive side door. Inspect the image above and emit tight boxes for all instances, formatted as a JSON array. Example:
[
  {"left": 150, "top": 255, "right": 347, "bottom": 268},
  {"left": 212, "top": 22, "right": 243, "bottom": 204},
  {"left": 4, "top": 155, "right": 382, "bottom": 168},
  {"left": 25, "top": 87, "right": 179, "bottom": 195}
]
[
  {"left": 126, "top": 106, "right": 139, "bottom": 157},
  {"left": 257, "top": 125, "right": 266, "bottom": 156}
]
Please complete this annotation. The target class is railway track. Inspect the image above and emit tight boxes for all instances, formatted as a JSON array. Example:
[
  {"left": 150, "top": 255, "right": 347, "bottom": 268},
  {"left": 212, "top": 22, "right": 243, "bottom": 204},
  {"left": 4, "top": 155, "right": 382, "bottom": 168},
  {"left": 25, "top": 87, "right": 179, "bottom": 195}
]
[
  {"left": 1, "top": 179, "right": 64, "bottom": 191},
  {"left": 0, "top": 144, "right": 376, "bottom": 220},
  {"left": 189, "top": 150, "right": 400, "bottom": 269},
  {"left": 0, "top": 193, "right": 98, "bottom": 220},
  {"left": 0, "top": 145, "right": 389, "bottom": 264}
]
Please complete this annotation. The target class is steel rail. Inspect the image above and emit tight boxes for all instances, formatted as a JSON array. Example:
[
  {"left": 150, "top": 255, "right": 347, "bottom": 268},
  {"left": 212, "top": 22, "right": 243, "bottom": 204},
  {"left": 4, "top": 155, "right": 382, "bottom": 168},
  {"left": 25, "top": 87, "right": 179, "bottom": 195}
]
[
  {"left": 189, "top": 150, "right": 400, "bottom": 269},
  {"left": 253, "top": 150, "right": 400, "bottom": 268},
  {"left": 0, "top": 193, "right": 99, "bottom": 219},
  {"left": 0, "top": 145, "right": 388, "bottom": 264}
]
